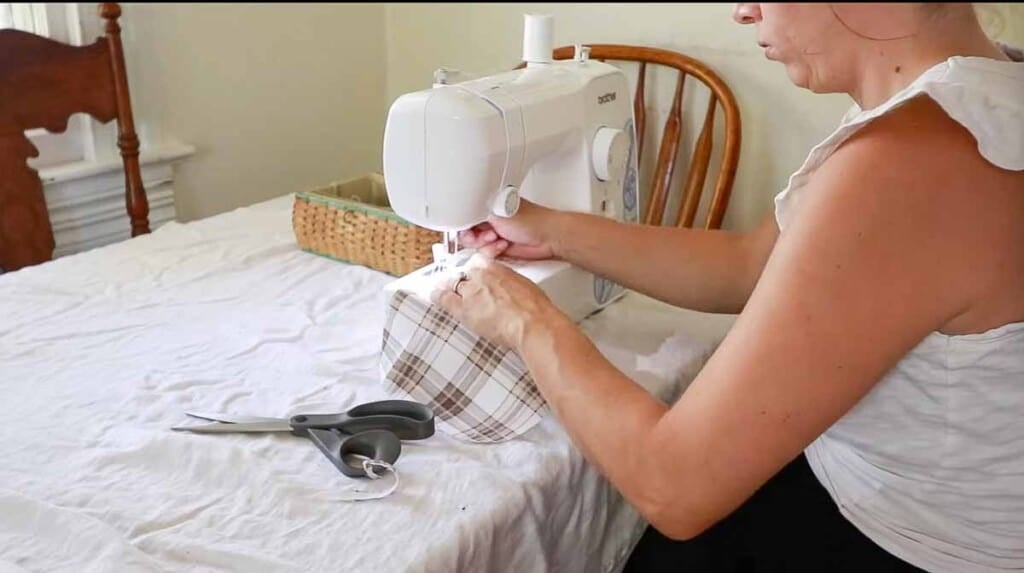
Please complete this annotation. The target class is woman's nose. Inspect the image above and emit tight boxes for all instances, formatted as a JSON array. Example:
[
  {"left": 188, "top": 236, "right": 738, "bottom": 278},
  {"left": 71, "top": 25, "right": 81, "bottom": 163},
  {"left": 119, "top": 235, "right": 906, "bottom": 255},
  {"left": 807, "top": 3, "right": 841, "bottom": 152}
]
[{"left": 733, "top": 3, "right": 762, "bottom": 25}]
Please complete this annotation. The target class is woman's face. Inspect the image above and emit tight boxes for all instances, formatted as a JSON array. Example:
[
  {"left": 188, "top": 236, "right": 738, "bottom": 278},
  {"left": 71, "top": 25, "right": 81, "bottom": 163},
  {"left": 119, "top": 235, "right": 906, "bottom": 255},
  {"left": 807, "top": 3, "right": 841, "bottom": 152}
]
[
  {"left": 732, "top": 3, "right": 925, "bottom": 93},
  {"left": 733, "top": 3, "right": 843, "bottom": 92}
]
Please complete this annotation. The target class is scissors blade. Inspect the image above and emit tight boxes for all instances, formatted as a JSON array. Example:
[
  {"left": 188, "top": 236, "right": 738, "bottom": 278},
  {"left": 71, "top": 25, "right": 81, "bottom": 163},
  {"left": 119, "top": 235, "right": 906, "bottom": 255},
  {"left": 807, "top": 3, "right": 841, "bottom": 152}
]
[
  {"left": 170, "top": 420, "right": 293, "bottom": 433},
  {"left": 185, "top": 412, "right": 285, "bottom": 424}
]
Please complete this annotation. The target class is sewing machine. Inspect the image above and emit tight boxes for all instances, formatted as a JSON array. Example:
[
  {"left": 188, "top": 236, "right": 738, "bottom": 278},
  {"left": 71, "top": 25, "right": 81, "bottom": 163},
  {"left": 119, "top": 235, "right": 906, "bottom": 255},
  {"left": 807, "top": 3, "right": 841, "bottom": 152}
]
[{"left": 380, "top": 14, "right": 640, "bottom": 323}]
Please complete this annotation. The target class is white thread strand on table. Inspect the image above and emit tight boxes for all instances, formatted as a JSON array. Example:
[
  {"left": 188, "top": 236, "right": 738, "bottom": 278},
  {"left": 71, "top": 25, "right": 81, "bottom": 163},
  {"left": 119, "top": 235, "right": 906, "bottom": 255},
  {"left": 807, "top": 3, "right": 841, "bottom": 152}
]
[{"left": 328, "top": 458, "right": 400, "bottom": 503}]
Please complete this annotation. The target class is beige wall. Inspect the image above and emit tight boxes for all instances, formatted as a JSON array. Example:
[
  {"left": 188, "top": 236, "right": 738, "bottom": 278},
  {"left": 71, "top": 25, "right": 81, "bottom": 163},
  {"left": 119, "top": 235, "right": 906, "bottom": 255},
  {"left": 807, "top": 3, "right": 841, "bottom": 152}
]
[
  {"left": 978, "top": 3, "right": 1024, "bottom": 47},
  {"left": 83, "top": 3, "right": 388, "bottom": 222},
  {"left": 85, "top": 3, "right": 1021, "bottom": 226},
  {"left": 385, "top": 3, "right": 1024, "bottom": 232}
]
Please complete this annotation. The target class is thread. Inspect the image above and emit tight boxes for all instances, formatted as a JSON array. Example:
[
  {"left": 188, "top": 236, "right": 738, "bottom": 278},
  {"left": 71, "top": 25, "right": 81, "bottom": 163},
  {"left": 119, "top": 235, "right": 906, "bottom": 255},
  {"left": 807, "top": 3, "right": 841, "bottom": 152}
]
[{"left": 328, "top": 457, "right": 400, "bottom": 503}]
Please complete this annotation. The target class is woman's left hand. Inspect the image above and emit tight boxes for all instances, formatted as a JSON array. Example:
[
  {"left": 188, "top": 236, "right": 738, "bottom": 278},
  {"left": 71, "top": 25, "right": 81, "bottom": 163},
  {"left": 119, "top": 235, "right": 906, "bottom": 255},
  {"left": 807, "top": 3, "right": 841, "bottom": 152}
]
[{"left": 430, "top": 256, "right": 566, "bottom": 350}]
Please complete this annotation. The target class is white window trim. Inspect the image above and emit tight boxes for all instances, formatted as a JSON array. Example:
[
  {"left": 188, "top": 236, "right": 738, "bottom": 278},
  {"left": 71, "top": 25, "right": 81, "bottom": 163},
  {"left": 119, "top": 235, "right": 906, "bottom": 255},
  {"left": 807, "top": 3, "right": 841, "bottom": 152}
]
[{"left": 39, "top": 139, "right": 196, "bottom": 259}]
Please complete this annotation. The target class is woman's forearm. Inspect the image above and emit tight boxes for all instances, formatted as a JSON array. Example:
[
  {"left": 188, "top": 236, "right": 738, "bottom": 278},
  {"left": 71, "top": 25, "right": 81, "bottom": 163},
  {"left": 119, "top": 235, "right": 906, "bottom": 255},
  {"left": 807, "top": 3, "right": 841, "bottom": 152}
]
[{"left": 549, "top": 212, "right": 770, "bottom": 314}]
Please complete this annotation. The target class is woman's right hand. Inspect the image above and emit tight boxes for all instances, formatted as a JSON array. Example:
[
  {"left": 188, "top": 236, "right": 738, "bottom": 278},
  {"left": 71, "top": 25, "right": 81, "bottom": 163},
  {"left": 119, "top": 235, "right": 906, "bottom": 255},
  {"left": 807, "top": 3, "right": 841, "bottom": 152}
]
[{"left": 458, "top": 199, "right": 560, "bottom": 261}]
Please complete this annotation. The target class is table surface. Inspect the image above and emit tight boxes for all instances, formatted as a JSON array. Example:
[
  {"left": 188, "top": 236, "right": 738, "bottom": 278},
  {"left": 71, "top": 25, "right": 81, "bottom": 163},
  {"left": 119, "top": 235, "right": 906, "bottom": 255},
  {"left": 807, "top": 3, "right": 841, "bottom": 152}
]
[{"left": 0, "top": 195, "right": 736, "bottom": 573}]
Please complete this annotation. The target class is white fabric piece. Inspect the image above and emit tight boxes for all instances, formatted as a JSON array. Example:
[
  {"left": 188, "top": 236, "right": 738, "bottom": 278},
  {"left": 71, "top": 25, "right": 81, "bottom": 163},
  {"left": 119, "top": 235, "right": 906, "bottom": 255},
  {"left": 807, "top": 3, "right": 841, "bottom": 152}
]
[
  {"left": 635, "top": 331, "right": 713, "bottom": 396},
  {"left": 0, "top": 195, "right": 709, "bottom": 573},
  {"left": 774, "top": 56, "right": 1024, "bottom": 572}
]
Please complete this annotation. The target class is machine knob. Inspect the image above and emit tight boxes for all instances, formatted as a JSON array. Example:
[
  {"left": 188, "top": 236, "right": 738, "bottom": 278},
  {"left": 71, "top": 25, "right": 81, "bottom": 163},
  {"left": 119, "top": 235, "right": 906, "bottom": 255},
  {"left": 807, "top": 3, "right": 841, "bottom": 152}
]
[
  {"left": 493, "top": 186, "right": 520, "bottom": 217},
  {"left": 592, "top": 127, "right": 626, "bottom": 182}
]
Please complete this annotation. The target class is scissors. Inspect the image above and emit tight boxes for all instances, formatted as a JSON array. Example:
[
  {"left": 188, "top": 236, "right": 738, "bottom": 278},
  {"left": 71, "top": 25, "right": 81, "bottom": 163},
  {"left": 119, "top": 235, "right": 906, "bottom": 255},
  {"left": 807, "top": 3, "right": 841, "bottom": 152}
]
[{"left": 172, "top": 400, "right": 435, "bottom": 478}]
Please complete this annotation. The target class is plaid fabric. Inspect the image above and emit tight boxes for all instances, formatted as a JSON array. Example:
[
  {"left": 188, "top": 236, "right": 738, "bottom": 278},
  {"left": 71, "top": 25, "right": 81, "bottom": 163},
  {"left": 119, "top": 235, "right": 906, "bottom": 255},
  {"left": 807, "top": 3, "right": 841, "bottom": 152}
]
[{"left": 380, "top": 289, "right": 548, "bottom": 443}]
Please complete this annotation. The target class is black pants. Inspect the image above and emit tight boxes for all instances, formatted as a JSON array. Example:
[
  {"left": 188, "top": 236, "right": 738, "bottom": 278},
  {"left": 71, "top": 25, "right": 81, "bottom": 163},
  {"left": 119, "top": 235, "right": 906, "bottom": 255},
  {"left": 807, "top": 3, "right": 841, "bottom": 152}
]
[{"left": 622, "top": 453, "right": 926, "bottom": 572}]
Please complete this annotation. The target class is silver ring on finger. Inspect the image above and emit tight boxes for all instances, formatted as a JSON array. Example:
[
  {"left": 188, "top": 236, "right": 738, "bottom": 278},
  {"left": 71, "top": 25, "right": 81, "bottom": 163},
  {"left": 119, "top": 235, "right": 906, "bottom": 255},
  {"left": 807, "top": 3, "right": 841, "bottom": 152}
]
[{"left": 453, "top": 271, "right": 469, "bottom": 296}]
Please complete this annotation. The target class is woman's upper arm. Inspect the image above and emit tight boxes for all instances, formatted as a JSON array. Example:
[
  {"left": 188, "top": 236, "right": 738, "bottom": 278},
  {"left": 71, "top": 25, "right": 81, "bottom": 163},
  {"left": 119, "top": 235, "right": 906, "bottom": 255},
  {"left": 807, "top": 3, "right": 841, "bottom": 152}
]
[
  {"left": 644, "top": 104, "right": 976, "bottom": 537},
  {"left": 737, "top": 211, "right": 781, "bottom": 303}
]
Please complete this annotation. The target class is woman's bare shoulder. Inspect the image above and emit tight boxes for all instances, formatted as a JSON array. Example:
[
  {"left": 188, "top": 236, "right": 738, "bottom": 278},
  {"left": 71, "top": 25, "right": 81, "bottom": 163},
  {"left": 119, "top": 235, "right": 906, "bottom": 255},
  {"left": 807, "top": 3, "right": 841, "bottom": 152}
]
[
  {"left": 838, "top": 94, "right": 1019, "bottom": 184},
  {"left": 808, "top": 94, "right": 1024, "bottom": 332}
]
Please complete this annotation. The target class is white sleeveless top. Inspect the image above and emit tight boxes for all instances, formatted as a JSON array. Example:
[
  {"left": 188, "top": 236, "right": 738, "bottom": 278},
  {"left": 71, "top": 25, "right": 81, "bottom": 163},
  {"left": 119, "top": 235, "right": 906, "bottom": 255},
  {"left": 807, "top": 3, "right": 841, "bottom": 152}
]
[{"left": 774, "top": 56, "right": 1024, "bottom": 573}]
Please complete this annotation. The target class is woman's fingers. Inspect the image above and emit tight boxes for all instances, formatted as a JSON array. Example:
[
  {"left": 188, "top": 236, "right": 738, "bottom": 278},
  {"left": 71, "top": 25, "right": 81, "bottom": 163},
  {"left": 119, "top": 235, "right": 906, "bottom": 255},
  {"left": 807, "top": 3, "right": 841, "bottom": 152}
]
[
  {"left": 477, "top": 239, "right": 509, "bottom": 260},
  {"left": 457, "top": 228, "right": 479, "bottom": 247},
  {"left": 458, "top": 224, "right": 496, "bottom": 248},
  {"left": 430, "top": 275, "right": 466, "bottom": 318}
]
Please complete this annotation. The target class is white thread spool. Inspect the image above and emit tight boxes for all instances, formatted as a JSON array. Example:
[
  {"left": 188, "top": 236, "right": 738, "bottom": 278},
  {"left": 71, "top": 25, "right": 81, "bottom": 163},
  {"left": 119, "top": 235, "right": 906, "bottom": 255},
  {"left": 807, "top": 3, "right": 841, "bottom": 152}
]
[{"left": 522, "top": 14, "right": 553, "bottom": 67}]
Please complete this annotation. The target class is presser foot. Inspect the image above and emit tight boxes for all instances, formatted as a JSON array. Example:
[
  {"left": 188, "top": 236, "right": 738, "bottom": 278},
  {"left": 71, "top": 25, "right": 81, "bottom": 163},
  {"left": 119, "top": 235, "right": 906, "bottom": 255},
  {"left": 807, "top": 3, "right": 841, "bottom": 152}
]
[{"left": 430, "top": 230, "right": 471, "bottom": 274}]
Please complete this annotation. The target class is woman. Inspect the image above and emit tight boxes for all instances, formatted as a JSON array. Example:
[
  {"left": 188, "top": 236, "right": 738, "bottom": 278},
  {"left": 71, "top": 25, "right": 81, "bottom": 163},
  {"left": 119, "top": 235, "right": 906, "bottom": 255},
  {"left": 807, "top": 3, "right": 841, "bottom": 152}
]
[{"left": 432, "top": 4, "right": 1024, "bottom": 571}]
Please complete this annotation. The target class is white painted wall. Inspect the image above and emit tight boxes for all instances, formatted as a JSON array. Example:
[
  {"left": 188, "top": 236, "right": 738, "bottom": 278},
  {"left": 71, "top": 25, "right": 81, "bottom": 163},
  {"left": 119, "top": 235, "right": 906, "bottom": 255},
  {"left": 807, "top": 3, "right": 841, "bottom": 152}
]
[
  {"left": 80, "top": 3, "right": 388, "bottom": 222},
  {"left": 385, "top": 3, "right": 1024, "bottom": 232},
  {"left": 71, "top": 3, "right": 1020, "bottom": 227}
]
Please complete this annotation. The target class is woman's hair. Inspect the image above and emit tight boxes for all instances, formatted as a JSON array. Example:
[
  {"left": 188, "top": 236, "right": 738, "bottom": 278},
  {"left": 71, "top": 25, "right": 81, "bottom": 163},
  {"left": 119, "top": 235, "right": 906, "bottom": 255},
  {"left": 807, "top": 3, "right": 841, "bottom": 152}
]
[{"left": 1000, "top": 42, "right": 1024, "bottom": 62}]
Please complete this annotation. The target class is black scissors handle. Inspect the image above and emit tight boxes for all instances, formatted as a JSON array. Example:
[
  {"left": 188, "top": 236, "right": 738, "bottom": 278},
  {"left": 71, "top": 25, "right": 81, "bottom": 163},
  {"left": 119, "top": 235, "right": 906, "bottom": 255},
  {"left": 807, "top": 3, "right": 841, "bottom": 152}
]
[
  {"left": 306, "top": 428, "right": 402, "bottom": 478},
  {"left": 289, "top": 400, "right": 435, "bottom": 441}
]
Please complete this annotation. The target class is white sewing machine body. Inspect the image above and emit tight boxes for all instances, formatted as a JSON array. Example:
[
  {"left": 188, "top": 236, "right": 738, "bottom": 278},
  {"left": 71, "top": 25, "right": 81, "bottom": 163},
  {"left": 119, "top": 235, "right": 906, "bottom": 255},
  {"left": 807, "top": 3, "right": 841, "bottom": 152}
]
[{"left": 381, "top": 15, "right": 640, "bottom": 324}]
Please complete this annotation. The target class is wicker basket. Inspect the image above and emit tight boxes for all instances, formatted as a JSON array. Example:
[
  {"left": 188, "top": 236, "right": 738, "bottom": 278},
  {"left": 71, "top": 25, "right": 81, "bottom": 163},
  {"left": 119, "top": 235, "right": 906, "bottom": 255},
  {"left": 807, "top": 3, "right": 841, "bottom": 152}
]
[{"left": 292, "top": 173, "right": 441, "bottom": 277}]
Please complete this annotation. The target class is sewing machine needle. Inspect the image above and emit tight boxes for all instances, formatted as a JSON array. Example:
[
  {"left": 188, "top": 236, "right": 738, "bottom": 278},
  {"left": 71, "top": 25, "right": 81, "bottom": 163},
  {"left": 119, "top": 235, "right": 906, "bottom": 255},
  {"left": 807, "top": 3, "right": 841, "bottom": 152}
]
[
  {"left": 433, "top": 230, "right": 457, "bottom": 273},
  {"left": 446, "top": 231, "right": 459, "bottom": 258}
]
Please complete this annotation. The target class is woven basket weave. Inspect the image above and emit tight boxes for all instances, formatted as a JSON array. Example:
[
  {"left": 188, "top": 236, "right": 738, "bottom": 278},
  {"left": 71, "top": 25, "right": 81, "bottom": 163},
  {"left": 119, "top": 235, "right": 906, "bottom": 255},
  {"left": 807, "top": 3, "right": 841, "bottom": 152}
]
[{"left": 292, "top": 173, "right": 441, "bottom": 277}]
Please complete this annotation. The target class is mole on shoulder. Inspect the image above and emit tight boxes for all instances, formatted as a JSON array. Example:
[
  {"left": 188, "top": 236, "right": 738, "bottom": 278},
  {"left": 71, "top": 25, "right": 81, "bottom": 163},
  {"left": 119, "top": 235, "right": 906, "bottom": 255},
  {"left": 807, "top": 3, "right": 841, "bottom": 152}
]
[{"left": 895, "top": 65, "right": 902, "bottom": 73}]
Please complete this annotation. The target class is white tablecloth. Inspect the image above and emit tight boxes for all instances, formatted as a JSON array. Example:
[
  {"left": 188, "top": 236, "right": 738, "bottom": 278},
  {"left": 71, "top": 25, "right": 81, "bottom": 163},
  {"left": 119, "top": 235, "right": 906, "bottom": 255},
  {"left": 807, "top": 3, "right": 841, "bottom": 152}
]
[{"left": 0, "top": 195, "right": 734, "bottom": 573}]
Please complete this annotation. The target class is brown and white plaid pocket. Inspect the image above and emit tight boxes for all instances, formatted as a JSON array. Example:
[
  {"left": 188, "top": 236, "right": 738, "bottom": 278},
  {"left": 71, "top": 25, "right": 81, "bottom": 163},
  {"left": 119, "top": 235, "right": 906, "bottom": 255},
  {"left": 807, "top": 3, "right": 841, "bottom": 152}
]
[{"left": 380, "top": 289, "right": 548, "bottom": 443}]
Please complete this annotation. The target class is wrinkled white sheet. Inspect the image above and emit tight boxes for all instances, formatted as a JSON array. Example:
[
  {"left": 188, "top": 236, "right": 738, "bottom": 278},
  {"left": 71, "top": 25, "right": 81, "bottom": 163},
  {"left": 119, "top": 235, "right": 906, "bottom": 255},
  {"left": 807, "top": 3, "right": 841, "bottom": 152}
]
[{"left": 0, "top": 195, "right": 712, "bottom": 573}]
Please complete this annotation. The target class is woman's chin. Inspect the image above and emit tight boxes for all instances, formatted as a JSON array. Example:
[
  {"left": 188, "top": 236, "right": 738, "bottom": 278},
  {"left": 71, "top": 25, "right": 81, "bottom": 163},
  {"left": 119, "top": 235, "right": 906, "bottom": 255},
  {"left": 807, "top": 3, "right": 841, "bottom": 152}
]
[
  {"left": 783, "top": 64, "right": 837, "bottom": 94},
  {"left": 783, "top": 65, "right": 812, "bottom": 90}
]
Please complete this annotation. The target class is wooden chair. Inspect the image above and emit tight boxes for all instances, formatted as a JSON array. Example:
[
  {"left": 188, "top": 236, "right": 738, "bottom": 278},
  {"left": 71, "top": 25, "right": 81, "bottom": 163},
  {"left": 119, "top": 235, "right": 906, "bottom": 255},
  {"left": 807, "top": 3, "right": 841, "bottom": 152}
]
[
  {"left": 0, "top": 2, "right": 148, "bottom": 273},
  {"left": 520, "top": 44, "right": 741, "bottom": 229}
]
